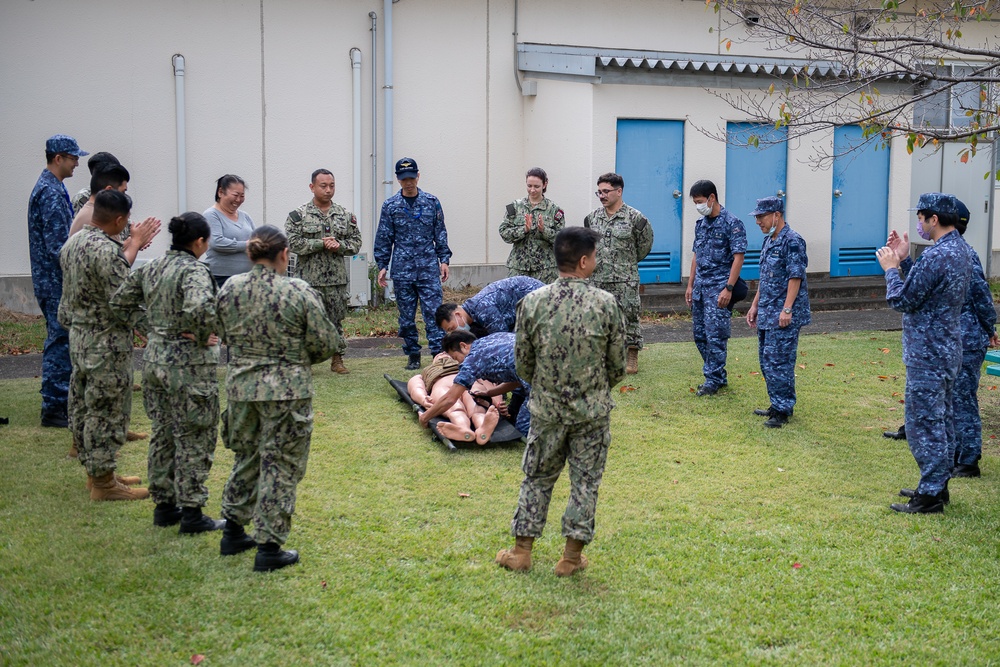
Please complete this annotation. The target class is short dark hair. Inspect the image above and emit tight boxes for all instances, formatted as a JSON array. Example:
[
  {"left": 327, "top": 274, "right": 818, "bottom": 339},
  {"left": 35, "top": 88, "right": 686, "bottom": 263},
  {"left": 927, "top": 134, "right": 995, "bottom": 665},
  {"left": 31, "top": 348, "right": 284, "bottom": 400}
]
[
  {"left": 92, "top": 190, "right": 132, "bottom": 224},
  {"left": 45, "top": 151, "right": 58, "bottom": 163},
  {"left": 526, "top": 167, "right": 548, "bottom": 194},
  {"left": 689, "top": 180, "right": 718, "bottom": 200},
  {"left": 168, "top": 212, "right": 211, "bottom": 247},
  {"left": 554, "top": 227, "right": 601, "bottom": 271},
  {"left": 215, "top": 174, "right": 247, "bottom": 202},
  {"left": 90, "top": 164, "right": 130, "bottom": 193},
  {"left": 311, "top": 168, "right": 334, "bottom": 183},
  {"left": 597, "top": 172, "right": 624, "bottom": 190},
  {"left": 246, "top": 225, "right": 288, "bottom": 261},
  {"left": 435, "top": 302, "right": 459, "bottom": 327},
  {"left": 87, "top": 152, "right": 120, "bottom": 175},
  {"left": 917, "top": 210, "right": 958, "bottom": 230},
  {"left": 442, "top": 330, "right": 477, "bottom": 352}
]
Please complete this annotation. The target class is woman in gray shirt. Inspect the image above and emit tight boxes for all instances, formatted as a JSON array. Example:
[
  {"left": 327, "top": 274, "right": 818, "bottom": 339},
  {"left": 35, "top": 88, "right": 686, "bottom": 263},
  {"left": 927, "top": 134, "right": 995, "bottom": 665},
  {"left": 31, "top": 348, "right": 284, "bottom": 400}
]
[{"left": 203, "top": 174, "right": 255, "bottom": 287}]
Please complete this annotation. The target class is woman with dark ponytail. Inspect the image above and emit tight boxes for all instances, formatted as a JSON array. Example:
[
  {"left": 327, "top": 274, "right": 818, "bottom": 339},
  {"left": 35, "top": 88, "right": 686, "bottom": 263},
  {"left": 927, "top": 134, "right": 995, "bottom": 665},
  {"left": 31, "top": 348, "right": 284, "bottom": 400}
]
[
  {"left": 215, "top": 225, "right": 343, "bottom": 572},
  {"left": 111, "top": 212, "right": 225, "bottom": 533}
]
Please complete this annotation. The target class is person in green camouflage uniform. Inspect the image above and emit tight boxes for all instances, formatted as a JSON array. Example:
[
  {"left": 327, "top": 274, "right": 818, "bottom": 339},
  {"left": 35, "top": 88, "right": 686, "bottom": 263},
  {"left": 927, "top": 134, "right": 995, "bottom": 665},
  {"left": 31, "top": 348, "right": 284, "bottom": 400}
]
[
  {"left": 285, "top": 169, "right": 361, "bottom": 374},
  {"left": 499, "top": 167, "right": 565, "bottom": 284},
  {"left": 496, "top": 226, "right": 626, "bottom": 577},
  {"left": 583, "top": 172, "right": 653, "bottom": 375},
  {"left": 216, "top": 225, "right": 343, "bottom": 572},
  {"left": 111, "top": 212, "right": 225, "bottom": 533},
  {"left": 58, "top": 190, "right": 153, "bottom": 501}
]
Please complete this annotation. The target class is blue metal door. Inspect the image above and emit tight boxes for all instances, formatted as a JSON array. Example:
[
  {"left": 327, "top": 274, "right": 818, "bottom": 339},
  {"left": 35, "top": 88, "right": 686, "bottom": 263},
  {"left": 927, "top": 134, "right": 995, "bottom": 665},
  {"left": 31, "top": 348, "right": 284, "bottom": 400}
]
[
  {"left": 615, "top": 119, "right": 684, "bottom": 283},
  {"left": 830, "top": 125, "right": 890, "bottom": 276},
  {"left": 725, "top": 123, "right": 788, "bottom": 280}
]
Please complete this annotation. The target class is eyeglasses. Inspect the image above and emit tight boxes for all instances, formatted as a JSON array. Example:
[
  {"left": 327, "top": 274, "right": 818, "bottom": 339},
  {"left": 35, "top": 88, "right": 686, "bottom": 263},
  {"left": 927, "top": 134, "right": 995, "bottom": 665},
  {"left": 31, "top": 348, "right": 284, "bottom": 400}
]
[{"left": 595, "top": 189, "right": 618, "bottom": 197}]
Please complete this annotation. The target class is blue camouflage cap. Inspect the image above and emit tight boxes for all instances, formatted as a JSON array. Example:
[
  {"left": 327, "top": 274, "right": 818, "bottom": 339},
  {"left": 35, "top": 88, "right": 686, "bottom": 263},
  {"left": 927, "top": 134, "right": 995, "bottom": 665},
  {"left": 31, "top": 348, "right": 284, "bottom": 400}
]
[
  {"left": 910, "top": 192, "right": 958, "bottom": 216},
  {"left": 750, "top": 196, "right": 784, "bottom": 216},
  {"left": 45, "top": 134, "right": 88, "bottom": 157},
  {"left": 394, "top": 157, "right": 419, "bottom": 179}
]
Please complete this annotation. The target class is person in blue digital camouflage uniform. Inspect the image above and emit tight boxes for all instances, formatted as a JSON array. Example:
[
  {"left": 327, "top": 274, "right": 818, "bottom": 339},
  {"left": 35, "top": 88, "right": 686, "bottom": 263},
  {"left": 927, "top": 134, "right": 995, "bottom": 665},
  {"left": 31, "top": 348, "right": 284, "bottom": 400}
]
[
  {"left": 685, "top": 180, "right": 747, "bottom": 396},
  {"left": 420, "top": 331, "right": 532, "bottom": 436},
  {"left": 434, "top": 275, "right": 544, "bottom": 336},
  {"left": 877, "top": 193, "right": 973, "bottom": 514},
  {"left": 28, "top": 135, "right": 88, "bottom": 428},
  {"left": 375, "top": 157, "right": 452, "bottom": 371},
  {"left": 745, "top": 196, "right": 810, "bottom": 428}
]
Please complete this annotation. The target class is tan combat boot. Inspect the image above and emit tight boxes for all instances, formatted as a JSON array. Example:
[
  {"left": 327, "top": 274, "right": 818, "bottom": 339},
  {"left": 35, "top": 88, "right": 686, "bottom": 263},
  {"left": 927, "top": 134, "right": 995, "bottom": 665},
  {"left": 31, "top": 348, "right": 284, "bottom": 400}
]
[
  {"left": 126, "top": 430, "right": 148, "bottom": 441},
  {"left": 554, "top": 537, "right": 589, "bottom": 577},
  {"left": 626, "top": 347, "right": 639, "bottom": 375},
  {"left": 89, "top": 472, "right": 150, "bottom": 501},
  {"left": 68, "top": 440, "right": 79, "bottom": 459},
  {"left": 495, "top": 536, "right": 534, "bottom": 571},
  {"left": 330, "top": 354, "right": 350, "bottom": 374},
  {"left": 86, "top": 473, "right": 142, "bottom": 490}
]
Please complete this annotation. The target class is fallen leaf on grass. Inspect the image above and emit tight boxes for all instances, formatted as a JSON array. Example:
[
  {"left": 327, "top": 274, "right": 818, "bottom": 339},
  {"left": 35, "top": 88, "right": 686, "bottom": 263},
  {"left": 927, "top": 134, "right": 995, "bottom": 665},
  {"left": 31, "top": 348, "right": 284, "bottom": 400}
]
[
  {"left": 777, "top": 468, "right": 786, "bottom": 472},
  {"left": 800, "top": 350, "right": 807, "bottom": 355},
  {"left": 888, "top": 407, "right": 897, "bottom": 411},
  {"left": 991, "top": 435, "right": 997, "bottom": 440},
  {"left": 932, "top": 537, "right": 942, "bottom": 542},
  {"left": 191, "top": 656, "right": 205, "bottom": 666},
  {"left": 880, "top": 348, "right": 891, "bottom": 354},
  {"left": 990, "top": 386, "right": 998, "bottom": 391},
  {"left": 321, "top": 581, "right": 328, "bottom": 590},
  {"left": 672, "top": 480, "right": 678, "bottom": 484},
  {"left": 798, "top": 364, "right": 806, "bottom": 369},
  {"left": 892, "top": 392, "right": 900, "bottom": 397},
  {"left": 824, "top": 363, "right": 835, "bottom": 367},
  {"left": 899, "top": 399, "right": 905, "bottom": 404},
  {"left": 792, "top": 562, "right": 802, "bottom": 569},
  {"left": 750, "top": 371, "right": 760, "bottom": 376},
  {"left": 877, "top": 375, "right": 889, "bottom": 380},
  {"left": 458, "top": 493, "right": 471, "bottom": 498},
  {"left": 619, "top": 385, "right": 638, "bottom": 393}
]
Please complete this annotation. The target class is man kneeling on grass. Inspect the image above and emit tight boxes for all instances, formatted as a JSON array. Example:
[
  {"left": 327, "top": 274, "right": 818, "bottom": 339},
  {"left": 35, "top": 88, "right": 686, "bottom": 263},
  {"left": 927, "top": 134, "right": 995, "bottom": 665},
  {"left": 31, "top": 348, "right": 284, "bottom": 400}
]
[
  {"left": 408, "top": 352, "right": 503, "bottom": 445},
  {"left": 495, "top": 226, "right": 625, "bottom": 577}
]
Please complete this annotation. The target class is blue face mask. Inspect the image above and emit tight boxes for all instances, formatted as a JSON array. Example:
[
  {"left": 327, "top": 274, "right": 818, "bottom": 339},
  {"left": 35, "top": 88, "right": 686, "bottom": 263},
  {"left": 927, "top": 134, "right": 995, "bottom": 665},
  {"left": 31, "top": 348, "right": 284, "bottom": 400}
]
[
  {"left": 764, "top": 225, "right": 777, "bottom": 237},
  {"left": 456, "top": 323, "right": 471, "bottom": 332}
]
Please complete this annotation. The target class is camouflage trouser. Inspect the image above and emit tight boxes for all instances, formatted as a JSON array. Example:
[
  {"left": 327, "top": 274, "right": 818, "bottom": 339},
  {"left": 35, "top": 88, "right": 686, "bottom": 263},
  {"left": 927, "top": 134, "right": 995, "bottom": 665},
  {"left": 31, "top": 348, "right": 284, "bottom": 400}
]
[
  {"left": 68, "top": 334, "right": 132, "bottom": 477},
  {"left": 757, "top": 326, "right": 800, "bottom": 416},
  {"left": 692, "top": 293, "right": 732, "bottom": 390},
  {"left": 37, "top": 294, "right": 70, "bottom": 414},
  {"left": 510, "top": 416, "right": 611, "bottom": 544},
  {"left": 508, "top": 266, "right": 558, "bottom": 285},
  {"left": 394, "top": 277, "right": 445, "bottom": 356},
  {"left": 143, "top": 362, "right": 219, "bottom": 507},
  {"left": 595, "top": 280, "right": 641, "bottom": 349},
  {"left": 905, "top": 365, "right": 956, "bottom": 495},
  {"left": 314, "top": 284, "right": 349, "bottom": 355},
  {"left": 954, "top": 348, "right": 986, "bottom": 466},
  {"left": 220, "top": 398, "right": 314, "bottom": 546}
]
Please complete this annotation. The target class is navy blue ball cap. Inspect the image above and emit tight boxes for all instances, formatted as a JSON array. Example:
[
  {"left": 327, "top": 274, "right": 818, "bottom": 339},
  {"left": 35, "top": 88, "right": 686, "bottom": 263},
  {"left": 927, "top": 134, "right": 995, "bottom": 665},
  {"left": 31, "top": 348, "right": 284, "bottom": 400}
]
[
  {"left": 910, "top": 192, "right": 958, "bottom": 216},
  {"left": 45, "top": 134, "right": 88, "bottom": 157},
  {"left": 750, "top": 196, "right": 784, "bottom": 216},
  {"left": 951, "top": 195, "right": 970, "bottom": 225},
  {"left": 394, "top": 157, "right": 419, "bottom": 179}
]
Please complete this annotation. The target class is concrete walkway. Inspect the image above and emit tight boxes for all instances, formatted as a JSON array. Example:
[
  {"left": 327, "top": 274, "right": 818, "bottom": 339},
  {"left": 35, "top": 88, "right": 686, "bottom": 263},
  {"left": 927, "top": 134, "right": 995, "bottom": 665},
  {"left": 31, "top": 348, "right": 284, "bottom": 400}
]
[{"left": 0, "top": 308, "right": 906, "bottom": 381}]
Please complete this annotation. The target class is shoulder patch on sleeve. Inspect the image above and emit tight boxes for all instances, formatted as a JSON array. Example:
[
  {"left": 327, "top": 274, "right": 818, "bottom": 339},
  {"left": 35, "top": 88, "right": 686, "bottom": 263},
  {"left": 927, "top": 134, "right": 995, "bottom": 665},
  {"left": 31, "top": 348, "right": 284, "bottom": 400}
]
[
  {"left": 555, "top": 209, "right": 564, "bottom": 221},
  {"left": 583, "top": 216, "right": 590, "bottom": 228},
  {"left": 636, "top": 217, "right": 650, "bottom": 232},
  {"left": 288, "top": 210, "right": 302, "bottom": 223},
  {"left": 506, "top": 203, "right": 517, "bottom": 217}
]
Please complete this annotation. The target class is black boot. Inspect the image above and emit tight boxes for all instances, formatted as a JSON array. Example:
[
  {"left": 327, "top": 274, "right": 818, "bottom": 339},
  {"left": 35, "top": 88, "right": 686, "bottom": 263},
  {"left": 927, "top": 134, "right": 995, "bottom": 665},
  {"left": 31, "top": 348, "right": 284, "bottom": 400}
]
[
  {"left": 753, "top": 406, "right": 775, "bottom": 417},
  {"left": 763, "top": 412, "right": 790, "bottom": 428},
  {"left": 883, "top": 424, "right": 906, "bottom": 440},
  {"left": 219, "top": 519, "right": 257, "bottom": 556},
  {"left": 178, "top": 507, "right": 226, "bottom": 534},
  {"left": 153, "top": 503, "right": 183, "bottom": 527},
  {"left": 952, "top": 463, "right": 981, "bottom": 478},
  {"left": 254, "top": 542, "right": 300, "bottom": 572},
  {"left": 40, "top": 407, "right": 68, "bottom": 428},
  {"left": 405, "top": 353, "right": 421, "bottom": 371},
  {"left": 890, "top": 492, "right": 944, "bottom": 514},
  {"left": 899, "top": 487, "right": 949, "bottom": 504}
]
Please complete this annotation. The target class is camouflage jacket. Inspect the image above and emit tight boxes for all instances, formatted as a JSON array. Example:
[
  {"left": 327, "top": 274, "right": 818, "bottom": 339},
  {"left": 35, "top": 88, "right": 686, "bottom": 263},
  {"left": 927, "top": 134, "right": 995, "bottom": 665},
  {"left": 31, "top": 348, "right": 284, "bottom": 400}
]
[
  {"left": 757, "top": 224, "right": 811, "bottom": 330},
  {"left": 499, "top": 197, "right": 564, "bottom": 277},
  {"left": 374, "top": 189, "right": 451, "bottom": 281},
  {"left": 71, "top": 187, "right": 90, "bottom": 216},
  {"left": 217, "top": 264, "right": 343, "bottom": 401},
  {"left": 583, "top": 203, "right": 654, "bottom": 284},
  {"left": 28, "top": 169, "right": 73, "bottom": 299},
  {"left": 57, "top": 226, "right": 133, "bottom": 352},
  {"left": 692, "top": 205, "right": 748, "bottom": 296},
  {"left": 286, "top": 201, "right": 362, "bottom": 286},
  {"left": 515, "top": 278, "right": 626, "bottom": 423},
  {"left": 110, "top": 250, "right": 220, "bottom": 366}
]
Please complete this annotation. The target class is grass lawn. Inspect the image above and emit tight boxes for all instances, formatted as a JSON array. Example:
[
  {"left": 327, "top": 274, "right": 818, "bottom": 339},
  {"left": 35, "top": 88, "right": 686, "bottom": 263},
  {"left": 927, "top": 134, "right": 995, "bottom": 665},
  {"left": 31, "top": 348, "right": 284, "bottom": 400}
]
[{"left": 2, "top": 331, "right": 1000, "bottom": 665}]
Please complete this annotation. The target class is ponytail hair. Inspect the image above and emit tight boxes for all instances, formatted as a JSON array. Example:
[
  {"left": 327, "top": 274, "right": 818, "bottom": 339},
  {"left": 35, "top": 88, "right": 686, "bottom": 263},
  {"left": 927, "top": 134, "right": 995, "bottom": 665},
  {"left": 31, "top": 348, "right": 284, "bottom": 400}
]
[
  {"left": 246, "top": 225, "right": 288, "bottom": 262},
  {"left": 168, "top": 212, "right": 210, "bottom": 247}
]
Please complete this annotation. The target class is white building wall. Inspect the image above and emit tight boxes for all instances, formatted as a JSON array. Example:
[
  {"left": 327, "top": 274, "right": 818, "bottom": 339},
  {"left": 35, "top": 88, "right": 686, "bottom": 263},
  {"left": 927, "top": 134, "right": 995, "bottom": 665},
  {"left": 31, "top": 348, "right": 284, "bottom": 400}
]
[{"left": 2, "top": 0, "right": 994, "bottom": 313}]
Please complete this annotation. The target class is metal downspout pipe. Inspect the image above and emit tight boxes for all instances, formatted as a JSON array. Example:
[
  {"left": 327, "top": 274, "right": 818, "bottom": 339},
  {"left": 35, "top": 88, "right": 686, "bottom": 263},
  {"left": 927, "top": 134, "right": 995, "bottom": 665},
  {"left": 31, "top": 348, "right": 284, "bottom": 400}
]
[
  {"left": 369, "top": 12, "right": 378, "bottom": 252},
  {"left": 350, "top": 48, "right": 363, "bottom": 239},
  {"left": 383, "top": 0, "right": 394, "bottom": 201},
  {"left": 171, "top": 54, "right": 187, "bottom": 213}
]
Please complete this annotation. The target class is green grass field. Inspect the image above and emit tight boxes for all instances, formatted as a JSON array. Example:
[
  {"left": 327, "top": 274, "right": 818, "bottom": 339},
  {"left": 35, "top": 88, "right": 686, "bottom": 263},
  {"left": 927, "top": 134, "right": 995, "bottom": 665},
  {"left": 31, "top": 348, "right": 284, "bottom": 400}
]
[{"left": 2, "top": 331, "right": 1000, "bottom": 665}]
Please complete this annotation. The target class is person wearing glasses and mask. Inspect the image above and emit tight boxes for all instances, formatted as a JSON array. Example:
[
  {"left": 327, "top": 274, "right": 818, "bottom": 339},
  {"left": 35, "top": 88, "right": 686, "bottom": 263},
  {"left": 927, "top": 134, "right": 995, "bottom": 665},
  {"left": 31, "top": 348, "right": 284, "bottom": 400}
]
[
  {"left": 583, "top": 173, "right": 653, "bottom": 375},
  {"left": 745, "top": 196, "right": 810, "bottom": 429}
]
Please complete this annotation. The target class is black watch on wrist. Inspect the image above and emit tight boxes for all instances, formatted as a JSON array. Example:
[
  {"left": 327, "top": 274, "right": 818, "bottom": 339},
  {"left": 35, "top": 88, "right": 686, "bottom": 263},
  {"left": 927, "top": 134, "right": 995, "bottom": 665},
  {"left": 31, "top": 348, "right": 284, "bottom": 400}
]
[{"left": 725, "top": 284, "right": 734, "bottom": 291}]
